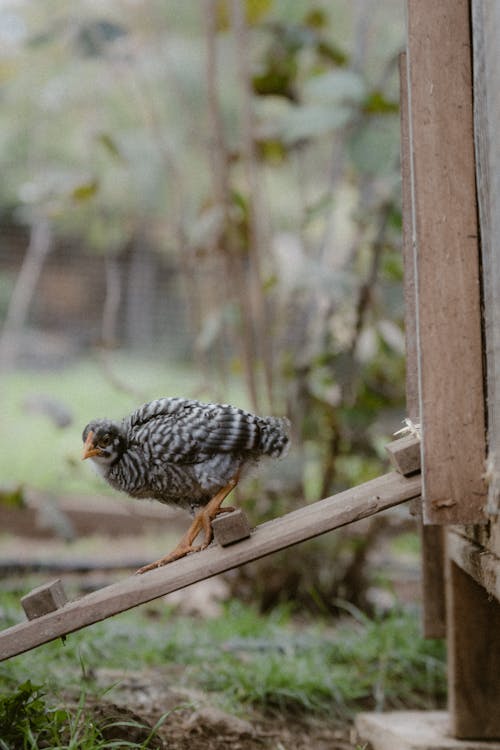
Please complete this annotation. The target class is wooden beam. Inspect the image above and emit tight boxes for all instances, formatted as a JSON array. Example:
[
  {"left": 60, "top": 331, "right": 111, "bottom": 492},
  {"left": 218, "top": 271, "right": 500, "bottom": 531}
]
[
  {"left": 399, "top": 52, "right": 419, "bottom": 422},
  {"left": 0, "top": 471, "right": 421, "bottom": 662},
  {"left": 447, "top": 531, "right": 500, "bottom": 603},
  {"left": 399, "top": 50, "right": 446, "bottom": 638},
  {"left": 447, "top": 558, "right": 500, "bottom": 739},
  {"left": 472, "top": 0, "right": 500, "bottom": 517},
  {"left": 407, "top": 0, "right": 487, "bottom": 524}
]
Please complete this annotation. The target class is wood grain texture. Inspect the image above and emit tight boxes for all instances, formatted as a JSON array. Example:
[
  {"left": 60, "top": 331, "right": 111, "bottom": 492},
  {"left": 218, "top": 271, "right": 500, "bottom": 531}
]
[
  {"left": 21, "top": 580, "right": 68, "bottom": 620},
  {"left": 399, "top": 52, "right": 419, "bottom": 423},
  {"left": 472, "top": 0, "right": 500, "bottom": 517},
  {"left": 447, "top": 558, "right": 500, "bottom": 739},
  {"left": 211, "top": 509, "right": 251, "bottom": 546},
  {"left": 400, "top": 50, "right": 446, "bottom": 638},
  {"left": 407, "top": 0, "right": 487, "bottom": 524},
  {"left": 385, "top": 436, "right": 421, "bottom": 476},
  {"left": 447, "top": 530, "right": 500, "bottom": 603},
  {"left": 0, "top": 472, "right": 421, "bottom": 662}
]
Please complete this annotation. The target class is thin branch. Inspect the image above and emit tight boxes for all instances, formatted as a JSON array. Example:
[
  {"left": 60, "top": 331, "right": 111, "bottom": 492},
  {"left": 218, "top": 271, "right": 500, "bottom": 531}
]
[
  {"left": 0, "top": 217, "right": 52, "bottom": 371},
  {"left": 349, "top": 200, "right": 393, "bottom": 356},
  {"left": 203, "top": 0, "right": 260, "bottom": 411},
  {"left": 231, "top": 0, "right": 275, "bottom": 411},
  {"left": 97, "top": 253, "right": 146, "bottom": 402}
]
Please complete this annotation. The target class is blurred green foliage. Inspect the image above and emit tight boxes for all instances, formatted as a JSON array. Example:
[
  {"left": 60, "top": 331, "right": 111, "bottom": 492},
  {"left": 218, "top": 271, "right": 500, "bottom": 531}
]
[{"left": 0, "top": 0, "right": 407, "bottom": 527}]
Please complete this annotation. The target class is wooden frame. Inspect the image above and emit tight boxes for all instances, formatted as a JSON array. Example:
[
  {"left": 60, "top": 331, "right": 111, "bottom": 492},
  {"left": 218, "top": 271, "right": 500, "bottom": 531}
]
[
  {"left": 399, "top": 51, "right": 446, "bottom": 640},
  {"left": 403, "top": 0, "right": 500, "bottom": 740},
  {"left": 406, "top": 0, "right": 487, "bottom": 527}
]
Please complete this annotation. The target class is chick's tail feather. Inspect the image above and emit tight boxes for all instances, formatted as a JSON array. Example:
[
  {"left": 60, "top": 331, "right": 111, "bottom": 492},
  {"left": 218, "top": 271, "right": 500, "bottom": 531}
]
[{"left": 258, "top": 416, "right": 291, "bottom": 458}]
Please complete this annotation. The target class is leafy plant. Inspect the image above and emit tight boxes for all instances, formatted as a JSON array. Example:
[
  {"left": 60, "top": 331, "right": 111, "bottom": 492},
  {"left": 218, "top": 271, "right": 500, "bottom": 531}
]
[
  {"left": 0, "top": 680, "right": 71, "bottom": 749},
  {"left": 0, "top": 679, "right": 167, "bottom": 750}
]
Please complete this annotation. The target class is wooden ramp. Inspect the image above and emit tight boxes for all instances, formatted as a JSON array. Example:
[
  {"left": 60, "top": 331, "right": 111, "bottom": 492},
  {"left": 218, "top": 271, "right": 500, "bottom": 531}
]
[{"left": 0, "top": 471, "right": 421, "bottom": 662}]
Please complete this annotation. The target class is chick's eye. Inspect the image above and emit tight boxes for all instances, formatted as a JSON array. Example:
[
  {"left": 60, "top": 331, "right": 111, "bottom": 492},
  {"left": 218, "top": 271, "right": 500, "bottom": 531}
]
[{"left": 98, "top": 434, "right": 111, "bottom": 448}]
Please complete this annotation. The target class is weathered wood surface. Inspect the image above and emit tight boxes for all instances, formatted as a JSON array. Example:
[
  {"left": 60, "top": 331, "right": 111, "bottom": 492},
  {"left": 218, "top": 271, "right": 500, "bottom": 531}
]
[
  {"left": 447, "top": 531, "right": 500, "bottom": 604},
  {"left": 446, "top": 557, "right": 500, "bottom": 739},
  {"left": 211, "top": 509, "right": 251, "bottom": 547},
  {"left": 399, "top": 51, "right": 446, "bottom": 638},
  {"left": 0, "top": 471, "right": 421, "bottom": 662},
  {"left": 21, "top": 580, "right": 68, "bottom": 621},
  {"left": 407, "top": 0, "right": 487, "bottom": 525},
  {"left": 399, "top": 52, "right": 419, "bottom": 422},
  {"left": 472, "top": 0, "right": 500, "bottom": 520},
  {"left": 385, "top": 436, "right": 420, "bottom": 477}
]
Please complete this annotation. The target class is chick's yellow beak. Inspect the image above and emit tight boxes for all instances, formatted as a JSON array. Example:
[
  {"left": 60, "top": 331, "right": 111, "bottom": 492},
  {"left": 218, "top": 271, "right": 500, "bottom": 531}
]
[{"left": 82, "top": 431, "right": 102, "bottom": 460}]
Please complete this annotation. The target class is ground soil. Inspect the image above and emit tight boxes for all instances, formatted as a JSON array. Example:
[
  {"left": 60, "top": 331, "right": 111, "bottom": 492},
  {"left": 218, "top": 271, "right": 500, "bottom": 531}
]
[{"left": 85, "top": 666, "right": 359, "bottom": 750}]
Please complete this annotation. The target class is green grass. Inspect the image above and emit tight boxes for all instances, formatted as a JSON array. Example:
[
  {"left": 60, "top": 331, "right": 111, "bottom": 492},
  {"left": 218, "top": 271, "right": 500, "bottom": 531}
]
[
  {"left": 0, "top": 680, "right": 170, "bottom": 749},
  {"left": 0, "top": 595, "right": 446, "bottom": 722},
  {"left": 0, "top": 356, "right": 248, "bottom": 495}
]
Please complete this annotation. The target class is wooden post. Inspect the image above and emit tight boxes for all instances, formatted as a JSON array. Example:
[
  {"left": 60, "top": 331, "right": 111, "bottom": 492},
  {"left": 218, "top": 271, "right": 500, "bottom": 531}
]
[
  {"left": 407, "top": 0, "right": 487, "bottom": 525},
  {"left": 406, "top": 0, "right": 499, "bottom": 739},
  {"left": 399, "top": 51, "right": 446, "bottom": 638},
  {"left": 472, "top": 0, "right": 500, "bottom": 517},
  {"left": 447, "top": 556, "right": 500, "bottom": 739}
]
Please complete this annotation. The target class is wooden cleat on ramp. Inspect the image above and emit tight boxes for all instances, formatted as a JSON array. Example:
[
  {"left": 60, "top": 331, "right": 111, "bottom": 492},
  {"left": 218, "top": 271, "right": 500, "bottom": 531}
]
[
  {"left": 385, "top": 435, "right": 421, "bottom": 476},
  {"left": 21, "top": 579, "right": 68, "bottom": 621},
  {"left": 211, "top": 509, "right": 252, "bottom": 547}
]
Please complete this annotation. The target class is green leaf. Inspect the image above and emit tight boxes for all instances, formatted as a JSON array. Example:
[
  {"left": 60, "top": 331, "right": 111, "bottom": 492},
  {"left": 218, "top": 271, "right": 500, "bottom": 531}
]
[
  {"left": 97, "top": 133, "right": 124, "bottom": 162},
  {"left": 0, "top": 484, "right": 24, "bottom": 508},
  {"left": 363, "top": 90, "right": 399, "bottom": 114},
  {"left": 303, "top": 8, "right": 329, "bottom": 29},
  {"left": 71, "top": 180, "right": 99, "bottom": 202},
  {"left": 256, "top": 137, "right": 288, "bottom": 163},
  {"left": 317, "top": 40, "right": 348, "bottom": 66},
  {"left": 216, "top": 0, "right": 273, "bottom": 31}
]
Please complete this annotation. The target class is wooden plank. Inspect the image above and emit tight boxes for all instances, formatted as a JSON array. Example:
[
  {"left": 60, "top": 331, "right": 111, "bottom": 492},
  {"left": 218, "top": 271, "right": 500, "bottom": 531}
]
[
  {"left": 447, "top": 531, "right": 500, "bottom": 603},
  {"left": 472, "top": 0, "right": 500, "bottom": 518},
  {"left": 0, "top": 471, "right": 421, "bottom": 661},
  {"left": 399, "top": 50, "right": 446, "bottom": 638},
  {"left": 418, "top": 526, "right": 446, "bottom": 638},
  {"left": 399, "top": 52, "right": 419, "bottom": 422},
  {"left": 407, "top": 0, "right": 487, "bottom": 524},
  {"left": 447, "top": 557, "right": 500, "bottom": 739}
]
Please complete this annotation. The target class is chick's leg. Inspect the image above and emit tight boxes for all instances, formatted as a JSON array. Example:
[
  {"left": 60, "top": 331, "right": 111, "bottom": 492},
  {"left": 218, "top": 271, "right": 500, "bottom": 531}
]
[
  {"left": 136, "top": 514, "right": 205, "bottom": 574},
  {"left": 136, "top": 474, "right": 239, "bottom": 574},
  {"left": 198, "top": 474, "right": 240, "bottom": 549}
]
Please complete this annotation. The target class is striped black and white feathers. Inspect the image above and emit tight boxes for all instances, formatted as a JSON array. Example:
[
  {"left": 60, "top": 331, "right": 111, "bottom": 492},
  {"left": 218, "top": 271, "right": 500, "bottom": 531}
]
[{"left": 82, "top": 397, "right": 290, "bottom": 513}]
